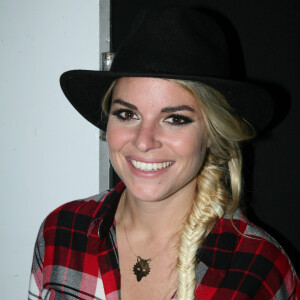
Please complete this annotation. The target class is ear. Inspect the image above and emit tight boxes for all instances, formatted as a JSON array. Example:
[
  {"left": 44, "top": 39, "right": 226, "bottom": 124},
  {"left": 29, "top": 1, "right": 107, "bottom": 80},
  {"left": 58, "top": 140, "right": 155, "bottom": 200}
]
[{"left": 206, "top": 135, "right": 213, "bottom": 148}]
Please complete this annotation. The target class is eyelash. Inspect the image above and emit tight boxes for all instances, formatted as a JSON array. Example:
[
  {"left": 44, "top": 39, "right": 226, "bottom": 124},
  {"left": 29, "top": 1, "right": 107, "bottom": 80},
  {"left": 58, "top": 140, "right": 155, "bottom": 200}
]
[
  {"left": 111, "top": 109, "right": 193, "bottom": 126},
  {"left": 111, "top": 109, "right": 139, "bottom": 121},
  {"left": 164, "top": 114, "right": 193, "bottom": 126}
]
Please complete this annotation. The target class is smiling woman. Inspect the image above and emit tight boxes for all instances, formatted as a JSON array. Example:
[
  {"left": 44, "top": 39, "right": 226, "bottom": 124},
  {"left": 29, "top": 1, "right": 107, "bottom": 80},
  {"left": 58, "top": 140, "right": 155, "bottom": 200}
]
[
  {"left": 28, "top": 6, "right": 299, "bottom": 300},
  {"left": 102, "top": 77, "right": 256, "bottom": 298}
]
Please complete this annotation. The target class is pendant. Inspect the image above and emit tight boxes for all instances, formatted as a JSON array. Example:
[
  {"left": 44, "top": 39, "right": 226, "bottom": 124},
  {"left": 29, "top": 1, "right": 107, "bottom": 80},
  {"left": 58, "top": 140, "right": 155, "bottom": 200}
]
[{"left": 133, "top": 256, "right": 151, "bottom": 281}]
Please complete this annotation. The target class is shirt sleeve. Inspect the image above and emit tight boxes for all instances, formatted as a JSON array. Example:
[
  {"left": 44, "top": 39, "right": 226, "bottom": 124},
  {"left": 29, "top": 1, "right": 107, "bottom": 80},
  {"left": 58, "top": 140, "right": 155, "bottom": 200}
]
[
  {"left": 243, "top": 224, "right": 300, "bottom": 299},
  {"left": 277, "top": 252, "right": 300, "bottom": 299},
  {"left": 28, "top": 220, "right": 46, "bottom": 300}
]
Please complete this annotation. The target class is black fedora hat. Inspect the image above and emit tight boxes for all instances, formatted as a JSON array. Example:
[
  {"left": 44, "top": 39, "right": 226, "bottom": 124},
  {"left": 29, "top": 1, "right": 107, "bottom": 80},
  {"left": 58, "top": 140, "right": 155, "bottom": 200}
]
[{"left": 60, "top": 7, "right": 273, "bottom": 131}]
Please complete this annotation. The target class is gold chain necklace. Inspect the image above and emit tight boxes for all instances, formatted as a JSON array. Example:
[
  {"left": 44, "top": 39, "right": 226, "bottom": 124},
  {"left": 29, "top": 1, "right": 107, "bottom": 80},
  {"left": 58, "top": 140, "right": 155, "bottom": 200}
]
[
  {"left": 123, "top": 222, "right": 152, "bottom": 282},
  {"left": 121, "top": 191, "right": 177, "bottom": 282}
]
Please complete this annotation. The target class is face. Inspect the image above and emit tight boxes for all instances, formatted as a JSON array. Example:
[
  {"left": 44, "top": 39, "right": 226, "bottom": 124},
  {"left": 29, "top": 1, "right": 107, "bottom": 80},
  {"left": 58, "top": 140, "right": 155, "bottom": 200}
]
[{"left": 106, "top": 77, "right": 209, "bottom": 202}]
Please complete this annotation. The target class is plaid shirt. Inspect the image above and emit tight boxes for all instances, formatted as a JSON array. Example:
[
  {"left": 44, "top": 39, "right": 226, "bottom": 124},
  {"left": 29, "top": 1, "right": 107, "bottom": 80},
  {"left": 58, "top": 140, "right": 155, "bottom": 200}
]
[{"left": 29, "top": 181, "right": 300, "bottom": 299}]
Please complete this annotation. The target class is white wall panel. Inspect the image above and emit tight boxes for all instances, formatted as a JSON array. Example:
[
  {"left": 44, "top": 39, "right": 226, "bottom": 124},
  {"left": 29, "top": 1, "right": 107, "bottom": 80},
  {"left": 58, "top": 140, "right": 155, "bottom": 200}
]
[{"left": 0, "top": 1, "right": 100, "bottom": 298}]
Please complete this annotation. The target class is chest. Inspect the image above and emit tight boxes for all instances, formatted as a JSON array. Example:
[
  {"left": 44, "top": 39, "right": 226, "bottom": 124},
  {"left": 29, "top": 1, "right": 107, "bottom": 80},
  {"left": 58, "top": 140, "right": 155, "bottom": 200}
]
[
  {"left": 118, "top": 252, "right": 178, "bottom": 300},
  {"left": 117, "top": 230, "right": 178, "bottom": 300}
]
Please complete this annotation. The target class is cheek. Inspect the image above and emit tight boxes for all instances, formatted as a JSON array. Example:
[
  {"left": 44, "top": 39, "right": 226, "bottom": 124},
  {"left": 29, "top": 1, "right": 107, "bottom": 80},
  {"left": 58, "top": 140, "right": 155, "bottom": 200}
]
[
  {"left": 169, "top": 130, "right": 207, "bottom": 160},
  {"left": 106, "top": 120, "right": 130, "bottom": 152},
  {"left": 169, "top": 131, "right": 208, "bottom": 178}
]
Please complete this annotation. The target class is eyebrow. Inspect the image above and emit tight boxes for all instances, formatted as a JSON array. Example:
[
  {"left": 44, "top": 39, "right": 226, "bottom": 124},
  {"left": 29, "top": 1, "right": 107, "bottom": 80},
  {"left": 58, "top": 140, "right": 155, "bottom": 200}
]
[
  {"left": 161, "top": 105, "right": 195, "bottom": 113},
  {"left": 112, "top": 99, "right": 137, "bottom": 110},
  {"left": 112, "top": 99, "right": 195, "bottom": 113}
]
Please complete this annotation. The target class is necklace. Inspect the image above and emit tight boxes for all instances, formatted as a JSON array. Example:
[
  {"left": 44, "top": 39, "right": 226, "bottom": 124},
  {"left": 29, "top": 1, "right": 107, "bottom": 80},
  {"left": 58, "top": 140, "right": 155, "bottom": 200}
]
[
  {"left": 123, "top": 222, "right": 152, "bottom": 282},
  {"left": 120, "top": 191, "right": 177, "bottom": 283}
]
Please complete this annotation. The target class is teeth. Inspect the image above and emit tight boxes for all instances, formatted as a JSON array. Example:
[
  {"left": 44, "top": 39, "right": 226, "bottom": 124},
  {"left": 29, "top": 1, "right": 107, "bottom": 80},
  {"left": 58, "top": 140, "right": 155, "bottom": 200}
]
[{"left": 131, "top": 159, "right": 172, "bottom": 172}]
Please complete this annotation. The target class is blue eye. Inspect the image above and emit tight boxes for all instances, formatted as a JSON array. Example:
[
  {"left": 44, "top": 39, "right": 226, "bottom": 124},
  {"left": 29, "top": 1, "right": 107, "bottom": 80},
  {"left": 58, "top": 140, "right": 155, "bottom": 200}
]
[
  {"left": 111, "top": 109, "right": 139, "bottom": 121},
  {"left": 164, "top": 114, "right": 193, "bottom": 126}
]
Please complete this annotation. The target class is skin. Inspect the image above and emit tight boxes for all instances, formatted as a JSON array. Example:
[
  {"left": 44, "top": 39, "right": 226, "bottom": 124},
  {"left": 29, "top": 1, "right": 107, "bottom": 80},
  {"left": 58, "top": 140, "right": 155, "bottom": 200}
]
[{"left": 106, "top": 77, "right": 210, "bottom": 299}]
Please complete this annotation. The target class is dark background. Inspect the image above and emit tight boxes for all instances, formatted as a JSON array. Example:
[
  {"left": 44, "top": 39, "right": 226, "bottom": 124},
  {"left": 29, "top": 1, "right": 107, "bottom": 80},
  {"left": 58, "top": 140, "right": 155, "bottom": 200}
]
[{"left": 110, "top": 0, "right": 300, "bottom": 271}]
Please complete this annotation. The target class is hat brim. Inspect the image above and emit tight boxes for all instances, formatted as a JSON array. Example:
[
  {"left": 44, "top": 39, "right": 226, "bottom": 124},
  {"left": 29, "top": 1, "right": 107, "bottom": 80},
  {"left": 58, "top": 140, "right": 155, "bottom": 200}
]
[{"left": 60, "top": 69, "right": 273, "bottom": 131}]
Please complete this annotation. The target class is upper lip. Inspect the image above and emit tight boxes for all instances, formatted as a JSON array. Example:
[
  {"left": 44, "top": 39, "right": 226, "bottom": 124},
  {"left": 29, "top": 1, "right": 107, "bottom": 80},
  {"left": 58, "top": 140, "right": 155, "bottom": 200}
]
[{"left": 125, "top": 156, "right": 174, "bottom": 164}]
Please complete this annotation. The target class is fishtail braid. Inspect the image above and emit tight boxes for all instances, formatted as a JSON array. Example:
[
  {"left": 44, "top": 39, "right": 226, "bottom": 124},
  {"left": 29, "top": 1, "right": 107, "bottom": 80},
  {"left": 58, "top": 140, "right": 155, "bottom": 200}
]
[{"left": 177, "top": 153, "right": 230, "bottom": 299}]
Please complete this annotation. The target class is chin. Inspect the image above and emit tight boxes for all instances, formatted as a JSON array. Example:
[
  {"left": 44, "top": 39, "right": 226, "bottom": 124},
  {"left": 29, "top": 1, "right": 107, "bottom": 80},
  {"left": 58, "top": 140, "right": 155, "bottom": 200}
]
[{"left": 127, "top": 184, "right": 171, "bottom": 202}]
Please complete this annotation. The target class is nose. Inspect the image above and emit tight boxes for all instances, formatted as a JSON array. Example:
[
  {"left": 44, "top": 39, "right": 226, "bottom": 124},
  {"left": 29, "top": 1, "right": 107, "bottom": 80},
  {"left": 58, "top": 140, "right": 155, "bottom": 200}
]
[{"left": 132, "top": 122, "right": 162, "bottom": 152}]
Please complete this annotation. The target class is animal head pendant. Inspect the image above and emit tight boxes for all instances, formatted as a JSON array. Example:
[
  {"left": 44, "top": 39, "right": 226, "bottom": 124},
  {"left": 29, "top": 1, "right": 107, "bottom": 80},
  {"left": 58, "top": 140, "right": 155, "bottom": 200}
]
[{"left": 133, "top": 256, "right": 151, "bottom": 281}]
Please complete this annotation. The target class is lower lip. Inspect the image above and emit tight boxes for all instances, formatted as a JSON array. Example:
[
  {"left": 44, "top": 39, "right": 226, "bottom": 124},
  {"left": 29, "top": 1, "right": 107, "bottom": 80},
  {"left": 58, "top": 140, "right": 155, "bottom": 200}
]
[{"left": 126, "top": 159, "right": 174, "bottom": 177}]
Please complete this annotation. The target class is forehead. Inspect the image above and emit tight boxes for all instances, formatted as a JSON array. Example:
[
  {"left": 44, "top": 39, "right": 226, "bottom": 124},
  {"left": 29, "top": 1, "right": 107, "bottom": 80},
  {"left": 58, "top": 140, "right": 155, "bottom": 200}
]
[{"left": 112, "top": 77, "right": 201, "bottom": 112}]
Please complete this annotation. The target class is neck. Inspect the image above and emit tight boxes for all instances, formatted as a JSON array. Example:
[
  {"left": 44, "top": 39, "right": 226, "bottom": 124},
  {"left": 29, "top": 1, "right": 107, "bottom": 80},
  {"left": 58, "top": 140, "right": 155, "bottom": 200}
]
[{"left": 116, "top": 178, "right": 197, "bottom": 240}]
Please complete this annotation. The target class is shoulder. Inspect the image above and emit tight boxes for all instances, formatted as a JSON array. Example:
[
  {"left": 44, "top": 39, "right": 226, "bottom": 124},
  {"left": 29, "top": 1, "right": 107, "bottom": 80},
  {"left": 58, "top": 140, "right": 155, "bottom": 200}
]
[
  {"left": 29, "top": 184, "right": 125, "bottom": 299},
  {"left": 31, "top": 190, "right": 110, "bottom": 274},
  {"left": 196, "top": 209, "right": 300, "bottom": 299},
  {"left": 39, "top": 190, "right": 109, "bottom": 241},
  {"left": 233, "top": 211, "right": 299, "bottom": 296},
  {"left": 229, "top": 210, "right": 296, "bottom": 276},
  {"left": 37, "top": 181, "right": 125, "bottom": 244}
]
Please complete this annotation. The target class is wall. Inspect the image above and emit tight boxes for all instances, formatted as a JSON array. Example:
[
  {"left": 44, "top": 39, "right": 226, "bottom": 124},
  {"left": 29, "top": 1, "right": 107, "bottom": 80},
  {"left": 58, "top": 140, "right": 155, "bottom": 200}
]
[{"left": 0, "top": 1, "right": 100, "bottom": 298}]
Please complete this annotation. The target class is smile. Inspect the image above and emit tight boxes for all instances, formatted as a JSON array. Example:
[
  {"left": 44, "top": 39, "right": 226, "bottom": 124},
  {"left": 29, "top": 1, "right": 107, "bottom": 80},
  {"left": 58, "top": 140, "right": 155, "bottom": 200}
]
[{"left": 131, "top": 159, "right": 173, "bottom": 172}]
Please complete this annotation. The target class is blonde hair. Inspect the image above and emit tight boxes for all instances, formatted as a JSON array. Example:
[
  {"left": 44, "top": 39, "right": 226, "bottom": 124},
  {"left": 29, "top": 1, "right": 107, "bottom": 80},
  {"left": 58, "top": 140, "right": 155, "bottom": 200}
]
[
  {"left": 168, "top": 80, "right": 255, "bottom": 299},
  {"left": 101, "top": 78, "right": 255, "bottom": 299}
]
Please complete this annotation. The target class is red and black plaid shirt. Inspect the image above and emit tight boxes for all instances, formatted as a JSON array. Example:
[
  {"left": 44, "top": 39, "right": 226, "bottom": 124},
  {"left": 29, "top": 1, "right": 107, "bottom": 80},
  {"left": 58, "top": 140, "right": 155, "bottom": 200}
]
[{"left": 29, "top": 181, "right": 300, "bottom": 299}]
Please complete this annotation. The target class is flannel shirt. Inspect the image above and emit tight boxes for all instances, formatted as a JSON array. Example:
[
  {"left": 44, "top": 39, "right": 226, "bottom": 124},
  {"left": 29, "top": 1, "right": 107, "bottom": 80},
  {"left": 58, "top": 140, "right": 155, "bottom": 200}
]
[{"left": 29, "top": 181, "right": 300, "bottom": 299}]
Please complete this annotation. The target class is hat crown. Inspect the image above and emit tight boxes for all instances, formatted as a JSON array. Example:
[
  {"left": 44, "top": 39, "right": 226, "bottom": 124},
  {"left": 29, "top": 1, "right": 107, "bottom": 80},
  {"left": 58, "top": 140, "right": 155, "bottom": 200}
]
[
  {"left": 60, "top": 6, "right": 273, "bottom": 131},
  {"left": 111, "top": 7, "right": 231, "bottom": 78}
]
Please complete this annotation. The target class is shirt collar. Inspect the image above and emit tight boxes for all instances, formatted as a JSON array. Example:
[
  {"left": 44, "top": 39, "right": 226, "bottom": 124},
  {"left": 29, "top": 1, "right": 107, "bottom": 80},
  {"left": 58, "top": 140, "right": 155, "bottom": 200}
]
[
  {"left": 196, "top": 215, "right": 242, "bottom": 270},
  {"left": 91, "top": 181, "right": 240, "bottom": 270},
  {"left": 87, "top": 181, "right": 125, "bottom": 240}
]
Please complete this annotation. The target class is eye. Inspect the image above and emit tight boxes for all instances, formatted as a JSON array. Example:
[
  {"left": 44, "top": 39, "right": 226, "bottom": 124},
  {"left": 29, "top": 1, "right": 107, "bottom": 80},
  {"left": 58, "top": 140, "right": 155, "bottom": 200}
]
[
  {"left": 111, "top": 109, "right": 139, "bottom": 121},
  {"left": 164, "top": 114, "right": 193, "bottom": 126}
]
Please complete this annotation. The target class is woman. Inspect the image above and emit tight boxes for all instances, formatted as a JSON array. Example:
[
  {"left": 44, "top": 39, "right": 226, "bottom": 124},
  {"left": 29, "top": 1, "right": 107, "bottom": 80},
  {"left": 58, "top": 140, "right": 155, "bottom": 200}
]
[{"left": 29, "top": 7, "right": 299, "bottom": 300}]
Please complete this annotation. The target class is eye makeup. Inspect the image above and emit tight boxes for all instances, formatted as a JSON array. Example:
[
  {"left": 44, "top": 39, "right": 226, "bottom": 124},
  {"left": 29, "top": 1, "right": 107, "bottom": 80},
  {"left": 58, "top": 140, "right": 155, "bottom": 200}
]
[{"left": 111, "top": 109, "right": 139, "bottom": 121}]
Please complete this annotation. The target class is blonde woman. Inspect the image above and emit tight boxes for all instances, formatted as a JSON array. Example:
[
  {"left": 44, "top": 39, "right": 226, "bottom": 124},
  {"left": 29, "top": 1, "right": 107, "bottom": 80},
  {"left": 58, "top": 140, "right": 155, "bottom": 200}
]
[{"left": 29, "top": 7, "right": 299, "bottom": 299}]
